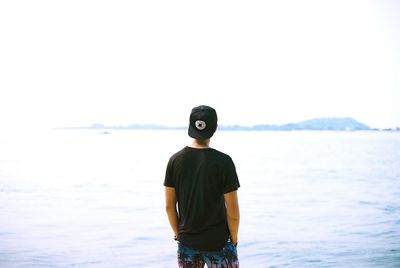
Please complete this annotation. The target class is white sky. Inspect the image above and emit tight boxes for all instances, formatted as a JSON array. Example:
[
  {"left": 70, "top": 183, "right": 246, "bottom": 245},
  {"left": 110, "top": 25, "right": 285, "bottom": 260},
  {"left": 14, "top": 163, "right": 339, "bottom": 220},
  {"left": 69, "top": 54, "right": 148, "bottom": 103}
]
[{"left": 1, "top": 0, "right": 399, "bottom": 130}]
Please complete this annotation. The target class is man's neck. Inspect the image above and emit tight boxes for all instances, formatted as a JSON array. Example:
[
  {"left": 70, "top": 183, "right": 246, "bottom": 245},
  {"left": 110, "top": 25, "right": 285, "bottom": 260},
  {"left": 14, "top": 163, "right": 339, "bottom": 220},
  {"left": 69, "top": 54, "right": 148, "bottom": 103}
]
[{"left": 190, "top": 139, "right": 210, "bottom": 148}]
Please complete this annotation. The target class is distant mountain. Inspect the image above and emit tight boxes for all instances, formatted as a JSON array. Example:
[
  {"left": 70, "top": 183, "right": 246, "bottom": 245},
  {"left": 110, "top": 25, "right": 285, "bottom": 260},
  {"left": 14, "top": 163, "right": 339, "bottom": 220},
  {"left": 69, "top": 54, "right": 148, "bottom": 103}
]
[
  {"left": 220, "top": 117, "right": 370, "bottom": 131},
  {"left": 281, "top": 117, "right": 370, "bottom": 131},
  {"left": 65, "top": 117, "right": 372, "bottom": 131}
]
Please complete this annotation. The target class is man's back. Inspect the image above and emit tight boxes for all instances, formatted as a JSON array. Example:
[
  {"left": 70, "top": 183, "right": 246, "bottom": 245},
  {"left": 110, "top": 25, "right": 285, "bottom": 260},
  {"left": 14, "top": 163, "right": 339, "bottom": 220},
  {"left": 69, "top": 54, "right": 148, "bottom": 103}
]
[{"left": 164, "top": 146, "right": 240, "bottom": 251}]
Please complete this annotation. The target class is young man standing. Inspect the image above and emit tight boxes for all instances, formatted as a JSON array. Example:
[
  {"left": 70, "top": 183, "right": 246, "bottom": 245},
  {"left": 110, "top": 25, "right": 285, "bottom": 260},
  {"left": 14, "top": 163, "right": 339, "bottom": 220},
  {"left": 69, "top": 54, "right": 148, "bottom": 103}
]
[{"left": 164, "top": 105, "right": 240, "bottom": 268}]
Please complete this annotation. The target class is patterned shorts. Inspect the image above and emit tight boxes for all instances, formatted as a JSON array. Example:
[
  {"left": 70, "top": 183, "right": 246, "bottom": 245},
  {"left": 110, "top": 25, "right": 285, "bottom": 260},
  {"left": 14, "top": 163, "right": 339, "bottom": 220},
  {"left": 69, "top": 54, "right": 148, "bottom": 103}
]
[{"left": 177, "top": 241, "right": 239, "bottom": 268}]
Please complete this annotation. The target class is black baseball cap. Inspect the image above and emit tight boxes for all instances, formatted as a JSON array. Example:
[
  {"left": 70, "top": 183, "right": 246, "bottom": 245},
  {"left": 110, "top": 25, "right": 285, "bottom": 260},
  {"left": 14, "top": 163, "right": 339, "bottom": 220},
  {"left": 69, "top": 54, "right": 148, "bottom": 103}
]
[{"left": 188, "top": 105, "right": 218, "bottom": 140}]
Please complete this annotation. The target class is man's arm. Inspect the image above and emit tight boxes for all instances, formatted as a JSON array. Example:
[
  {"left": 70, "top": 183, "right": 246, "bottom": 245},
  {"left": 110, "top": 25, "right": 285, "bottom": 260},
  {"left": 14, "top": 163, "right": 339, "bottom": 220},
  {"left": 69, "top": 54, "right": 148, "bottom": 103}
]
[
  {"left": 224, "top": 190, "right": 240, "bottom": 245},
  {"left": 165, "top": 186, "right": 179, "bottom": 237}
]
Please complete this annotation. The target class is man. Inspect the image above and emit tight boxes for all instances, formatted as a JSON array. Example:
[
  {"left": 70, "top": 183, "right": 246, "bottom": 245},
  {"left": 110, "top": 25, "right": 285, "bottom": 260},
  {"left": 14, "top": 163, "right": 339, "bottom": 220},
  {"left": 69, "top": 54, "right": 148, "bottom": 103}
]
[{"left": 164, "top": 105, "right": 240, "bottom": 268}]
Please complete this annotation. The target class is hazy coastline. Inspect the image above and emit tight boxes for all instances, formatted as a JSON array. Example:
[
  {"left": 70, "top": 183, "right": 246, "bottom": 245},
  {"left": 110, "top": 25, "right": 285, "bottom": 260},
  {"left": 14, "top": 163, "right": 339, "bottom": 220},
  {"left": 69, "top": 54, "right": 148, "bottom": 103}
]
[{"left": 62, "top": 117, "right": 399, "bottom": 132}]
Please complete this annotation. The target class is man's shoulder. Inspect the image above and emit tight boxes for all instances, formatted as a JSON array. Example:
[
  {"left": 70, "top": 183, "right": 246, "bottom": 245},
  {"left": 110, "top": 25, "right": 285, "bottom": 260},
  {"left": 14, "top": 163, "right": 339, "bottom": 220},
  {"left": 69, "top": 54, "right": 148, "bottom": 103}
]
[
  {"left": 169, "top": 147, "right": 190, "bottom": 160},
  {"left": 209, "top": 148, "right": 234, "bottom": 162},
  {"left": 210, "top": 148, "right": 228, "bottom": 156},
  {"left": 169, "top": 147, "right": 234, "bottom": 162}
]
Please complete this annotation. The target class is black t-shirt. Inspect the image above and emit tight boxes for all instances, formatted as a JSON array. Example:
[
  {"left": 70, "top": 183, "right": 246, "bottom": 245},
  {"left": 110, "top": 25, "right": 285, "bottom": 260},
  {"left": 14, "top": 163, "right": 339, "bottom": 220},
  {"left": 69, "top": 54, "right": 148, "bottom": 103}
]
[{"left": 164, "top": 146, "right": 240, "bottom": 251}]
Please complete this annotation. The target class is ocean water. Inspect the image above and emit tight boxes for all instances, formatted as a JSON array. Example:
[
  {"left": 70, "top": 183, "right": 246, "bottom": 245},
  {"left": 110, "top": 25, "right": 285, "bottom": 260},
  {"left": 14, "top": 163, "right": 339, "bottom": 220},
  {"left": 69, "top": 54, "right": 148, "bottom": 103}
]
[{"left": 0, "top": 130, "right": 399, "bottom": 267}]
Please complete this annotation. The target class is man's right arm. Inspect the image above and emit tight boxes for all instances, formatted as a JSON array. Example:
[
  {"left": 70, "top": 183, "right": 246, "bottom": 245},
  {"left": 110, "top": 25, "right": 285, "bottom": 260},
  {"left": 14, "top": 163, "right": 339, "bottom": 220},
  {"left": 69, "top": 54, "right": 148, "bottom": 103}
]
[{"left": 224, "top": 190, "right": 240, "bottom": 245}]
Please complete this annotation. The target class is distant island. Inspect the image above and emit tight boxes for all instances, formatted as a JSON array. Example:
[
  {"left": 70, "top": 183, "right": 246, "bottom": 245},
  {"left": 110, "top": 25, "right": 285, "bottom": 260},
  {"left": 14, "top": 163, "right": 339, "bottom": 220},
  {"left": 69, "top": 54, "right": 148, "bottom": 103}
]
[{"left": 63, "top": 117, "right": 400, "bottom": 131}]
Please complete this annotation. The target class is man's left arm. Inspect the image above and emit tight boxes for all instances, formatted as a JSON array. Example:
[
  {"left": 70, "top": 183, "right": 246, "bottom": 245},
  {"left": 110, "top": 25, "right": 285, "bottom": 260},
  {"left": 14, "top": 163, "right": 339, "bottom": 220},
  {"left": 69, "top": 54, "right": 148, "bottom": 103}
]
[{"left": 165, "top": 186, "right": 179, "bottom": 238}]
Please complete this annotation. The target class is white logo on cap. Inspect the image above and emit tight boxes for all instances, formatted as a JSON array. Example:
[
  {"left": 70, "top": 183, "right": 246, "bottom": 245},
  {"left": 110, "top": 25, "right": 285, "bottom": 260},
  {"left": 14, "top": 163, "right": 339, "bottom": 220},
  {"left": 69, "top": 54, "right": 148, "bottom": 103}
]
[{"left": 195, "top": 120, "right": 206, "bottom": 130}]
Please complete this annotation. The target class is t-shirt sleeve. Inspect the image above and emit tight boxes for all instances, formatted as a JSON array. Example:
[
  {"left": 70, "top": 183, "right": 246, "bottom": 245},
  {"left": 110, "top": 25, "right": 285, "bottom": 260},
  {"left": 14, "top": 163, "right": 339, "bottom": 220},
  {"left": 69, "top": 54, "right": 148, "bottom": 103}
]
[
  {"left": 163, "top": 158, "right": 175, "bottom": 187},
  {"left": 222, "top": 157, "right": 240, "bottom": 194}
]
